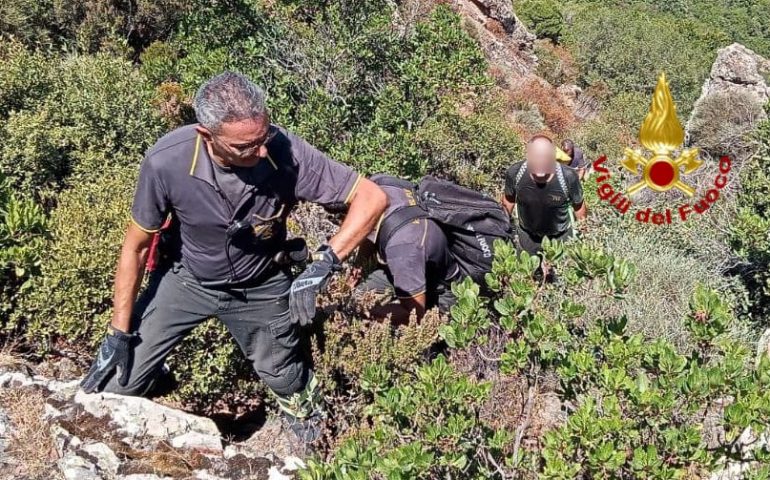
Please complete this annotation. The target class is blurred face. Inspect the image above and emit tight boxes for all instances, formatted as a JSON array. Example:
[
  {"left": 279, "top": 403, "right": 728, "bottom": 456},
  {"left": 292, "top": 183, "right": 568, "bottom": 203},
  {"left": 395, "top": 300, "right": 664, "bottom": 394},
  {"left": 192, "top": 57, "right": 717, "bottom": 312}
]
[
  {"left": 197, "top": 114, "right": 274, "bottom": 167},
  {"left": 526, "top": 138, "right": 556, "bottom": 185}
]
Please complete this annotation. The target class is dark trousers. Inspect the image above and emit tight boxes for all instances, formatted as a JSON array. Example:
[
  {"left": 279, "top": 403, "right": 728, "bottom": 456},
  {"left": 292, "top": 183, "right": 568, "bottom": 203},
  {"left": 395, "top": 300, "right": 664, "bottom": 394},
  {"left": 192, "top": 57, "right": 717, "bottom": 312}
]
[
  {"left": 357, "top": 268, "right": 457, "bottom": 313},
  {"left": 103, "top": 264, "right": 309, "bottom": 398}
]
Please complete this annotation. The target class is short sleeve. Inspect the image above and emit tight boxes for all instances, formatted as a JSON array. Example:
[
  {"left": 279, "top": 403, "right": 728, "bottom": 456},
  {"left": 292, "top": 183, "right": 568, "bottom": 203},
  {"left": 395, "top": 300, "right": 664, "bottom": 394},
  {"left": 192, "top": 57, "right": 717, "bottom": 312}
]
[
  {"left": 504, "top": 163, "right": 523, "bottom": 200},
  {"left": 289, "top": 132, "right": 361, "bottom": 206},
  {"left": 384, "top": 222, "right": 428, "bottom": 298},
  {"left": 130, "top": 158, "right": 168, "bottom": 232}
]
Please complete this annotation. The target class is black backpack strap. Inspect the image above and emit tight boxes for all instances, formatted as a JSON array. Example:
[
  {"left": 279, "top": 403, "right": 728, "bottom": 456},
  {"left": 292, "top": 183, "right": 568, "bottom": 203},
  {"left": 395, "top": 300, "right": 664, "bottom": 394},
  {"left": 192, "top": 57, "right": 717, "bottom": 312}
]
[
  {"left": 376, "top": 205, "right": 429, "bottom": 254},
  {"left": 555, "top": 164, "right": 570, "bottom": 199}
]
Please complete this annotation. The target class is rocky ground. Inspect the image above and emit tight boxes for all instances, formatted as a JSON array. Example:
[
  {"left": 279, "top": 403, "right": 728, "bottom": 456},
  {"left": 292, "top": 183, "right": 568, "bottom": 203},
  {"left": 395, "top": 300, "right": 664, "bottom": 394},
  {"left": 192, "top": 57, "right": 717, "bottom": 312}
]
[{"left": 0, "top": 358, "right": 302, "bottom": 480}]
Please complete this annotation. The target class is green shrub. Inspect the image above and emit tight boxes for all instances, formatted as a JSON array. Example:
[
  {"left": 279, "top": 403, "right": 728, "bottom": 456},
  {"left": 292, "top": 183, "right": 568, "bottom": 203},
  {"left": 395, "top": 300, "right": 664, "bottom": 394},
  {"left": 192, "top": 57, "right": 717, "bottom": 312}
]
[
  {"left": 0, "top": 175, "right": 48, "bottom": 319},
  {"left": 11, "top": 165, "right": 137, "bottom": 346},
  {"left": 516, "top": 0, "right": 565, "bottom": 42},
  {"left": 0, "top": 0, "right": 190, "bottom": 54},
  {"left": 0, "top": 51, "right": 165, "bottom": 193},
  {"left": 730, "top": 117, "right": 770, "bottom": 320},
  {"left": 562, "top": 4, "right": 718, "bottom": 115},
  {"left": 304, "top": 241, "right": 769, "bottom": 478},
  {"left": 687, "top": 90, "right": 767, "bottom": 158}
]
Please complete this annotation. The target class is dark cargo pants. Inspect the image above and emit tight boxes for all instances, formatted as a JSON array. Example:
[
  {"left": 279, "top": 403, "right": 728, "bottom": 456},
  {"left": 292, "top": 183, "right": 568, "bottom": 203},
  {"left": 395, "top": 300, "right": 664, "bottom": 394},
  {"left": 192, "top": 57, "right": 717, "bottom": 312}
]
[{"left": 102, "top": 263, "right": 309, "bottom": 398}]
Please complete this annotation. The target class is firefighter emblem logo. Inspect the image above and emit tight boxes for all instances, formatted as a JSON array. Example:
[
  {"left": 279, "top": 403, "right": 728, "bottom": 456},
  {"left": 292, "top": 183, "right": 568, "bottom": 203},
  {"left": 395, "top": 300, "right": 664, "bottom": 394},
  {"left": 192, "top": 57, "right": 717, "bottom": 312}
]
[{"left": 621, "top": 72, "right": 703, "bottom": 196}]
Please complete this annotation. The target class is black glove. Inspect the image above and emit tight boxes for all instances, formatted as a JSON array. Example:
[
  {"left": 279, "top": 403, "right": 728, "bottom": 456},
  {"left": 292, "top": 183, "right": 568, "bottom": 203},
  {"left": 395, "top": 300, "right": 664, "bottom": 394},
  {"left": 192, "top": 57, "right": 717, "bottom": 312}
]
[
  {"left": 80, "top": 326, "right": 134, "bottom": 393},
  {"left": 289, "top": 245, "right": 342, "bottom": 326}
]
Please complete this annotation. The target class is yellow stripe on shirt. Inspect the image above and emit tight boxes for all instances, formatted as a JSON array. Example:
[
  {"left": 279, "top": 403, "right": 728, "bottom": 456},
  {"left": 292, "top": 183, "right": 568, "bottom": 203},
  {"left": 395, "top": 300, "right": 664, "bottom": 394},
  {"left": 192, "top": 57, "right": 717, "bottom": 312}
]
[
  {"left": 344, "top": 175, "right": 363, "bottom": 204},
  {"left": 189, "top": 135, "right": 202, "bottom": 175},
  {"left": 130, "top": 216, "right": 160, "bottom": 234}
]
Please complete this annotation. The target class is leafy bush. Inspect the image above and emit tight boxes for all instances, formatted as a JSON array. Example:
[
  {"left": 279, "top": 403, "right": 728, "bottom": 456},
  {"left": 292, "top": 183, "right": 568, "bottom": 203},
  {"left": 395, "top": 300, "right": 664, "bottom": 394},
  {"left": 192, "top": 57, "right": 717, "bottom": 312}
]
[
  {"left": 303, "top": 240, "right": 770, "bottom": 478},
  {"left": 562, "top": 4, "right": 719, "bottom": 115},
  {"left": 11, "top": 165, "right": 137, "bottom": 346},
  {"left": 515, "top": 0, "right": 565, "bottom": 42},
  {"left": 0, "top": 49, "right": 165, "bottom": 194},
  {"left": 0, "top": 175, "right": 48, "bottom": 319},
  {"left": 730, "top": 117, "right": 770, "bottom": 320},
  {"left": 0, "top": 0, "right": 190, "bottom": 54},
  {"left": 687, "top": 90, "right": 767, "bottom": 158}
]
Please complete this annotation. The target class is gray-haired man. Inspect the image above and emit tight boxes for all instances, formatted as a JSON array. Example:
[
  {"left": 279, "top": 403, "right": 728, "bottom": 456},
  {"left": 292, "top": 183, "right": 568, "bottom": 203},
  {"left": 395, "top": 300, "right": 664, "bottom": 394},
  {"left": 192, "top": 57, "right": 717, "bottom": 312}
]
[{"left": 80, "top": 72, "right": 387, "bottom": 443}]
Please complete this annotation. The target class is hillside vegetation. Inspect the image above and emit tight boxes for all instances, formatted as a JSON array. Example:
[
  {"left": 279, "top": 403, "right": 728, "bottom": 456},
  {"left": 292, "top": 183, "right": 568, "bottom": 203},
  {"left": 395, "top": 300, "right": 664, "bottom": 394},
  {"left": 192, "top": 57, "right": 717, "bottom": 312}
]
[{"left": 1, "top": 0, "right": 769, "bottom": 478}]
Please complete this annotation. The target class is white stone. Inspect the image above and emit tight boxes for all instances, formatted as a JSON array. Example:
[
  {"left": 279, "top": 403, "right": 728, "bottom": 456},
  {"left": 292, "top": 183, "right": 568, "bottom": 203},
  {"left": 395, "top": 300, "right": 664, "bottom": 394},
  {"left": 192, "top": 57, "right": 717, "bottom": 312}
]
[
  {"left": 194, "top": 470, "right": 227, "bottom": 480},
  {"left": 51, "top": 424, "right": 83, "bottom": 458},
  {"left": 82, "top": 442, "right": 121, "bottom": 476},
  {"left": 268, "top": 466, "right": 293, "bottom": 480},
  {"left": 282, "top": 455, "right": 306, "bottom": 471},
  {"left": 170, "top": 431, "right": 222, "bottom": 453},
  {"left": 74, "top": 390, "right": 220, "bottom": 442},
  {"left": 119, "top": 475, "right": 170, "bottom": 480},
  {"left": 58, "top": 453, "right": 99, "bottom": 480},
  {"left": 223, "top": 445, "right": 239, "bottom": 459},
  {"left": 0, "top": 409, "right": 10, "bottom": 454}
]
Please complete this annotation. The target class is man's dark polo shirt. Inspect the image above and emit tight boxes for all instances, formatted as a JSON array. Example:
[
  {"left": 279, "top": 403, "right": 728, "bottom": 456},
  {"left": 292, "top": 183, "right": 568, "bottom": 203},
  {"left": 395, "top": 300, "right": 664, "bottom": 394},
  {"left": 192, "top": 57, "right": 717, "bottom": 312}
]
[
  {"left": 504, "top": 161, "right": 583, "bottom": 238},
  {"left": 131, "top": 124, "right": 361, "bottom": 285}
]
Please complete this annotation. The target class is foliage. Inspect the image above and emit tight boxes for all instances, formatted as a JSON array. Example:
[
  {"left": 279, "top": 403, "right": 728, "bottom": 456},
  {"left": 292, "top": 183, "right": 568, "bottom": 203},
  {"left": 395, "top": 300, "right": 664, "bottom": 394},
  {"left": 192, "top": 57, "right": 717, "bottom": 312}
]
[
  {"left": 0, "top": 0, "right": 190, "bottom": 54},
  {"left": 562, "top": 3, "right": 720, "bottom": 115},
  {"left": 730, "top": 117, "right": 770, "bottom": 321},
  {"left": 687, "top": 90, "right": 767, "bottom": 158},
  {"left": 515, "top": 0, "right": 565, "bottom": 42},
  {"left": 303, "top": 240, "right": 769, "bottom": 478},
  {"left": 0, "top": 175, "right": 48, "bottom": 319},
  {"left": 0, "top": 48, "right": 165, "bottom": 195}
]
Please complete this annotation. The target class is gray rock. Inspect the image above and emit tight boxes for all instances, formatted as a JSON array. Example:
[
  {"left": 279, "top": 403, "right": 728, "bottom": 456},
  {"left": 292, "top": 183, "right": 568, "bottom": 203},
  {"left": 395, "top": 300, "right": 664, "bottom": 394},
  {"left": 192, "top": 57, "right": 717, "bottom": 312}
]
[
  {"left": 687, "top": 43, "right": 770, "bottom": 154},
  {"left": 74, "top": 390, "right": 220, "bottom": 443},
  {"left": 448, "top": 0, "right": 536, "bottom": 81},
  {"left": 0, "top": 409, "right": 10, "bottom": 455},
  {"left": 51, "top": 423, "right": 83, "bottom": 459},
  {"left": 58, "top": 452, "right": 100, "bottom": 480},
  {"left": 82, "top": 442, "right": 121, "bottom": 476},
  {"left": 170, "top": 431, "right": 223, "bottom": 453}
]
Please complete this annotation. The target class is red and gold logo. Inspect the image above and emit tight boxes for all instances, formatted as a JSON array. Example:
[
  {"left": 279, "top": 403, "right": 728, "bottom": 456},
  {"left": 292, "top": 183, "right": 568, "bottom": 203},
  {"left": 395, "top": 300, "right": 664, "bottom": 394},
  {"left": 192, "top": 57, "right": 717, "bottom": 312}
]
[
  {"left": 621, "top": 72, "right": 702, "bottom": 196},
  {"left": 592, "top": 72, "right": 732, "bottom": 225}
]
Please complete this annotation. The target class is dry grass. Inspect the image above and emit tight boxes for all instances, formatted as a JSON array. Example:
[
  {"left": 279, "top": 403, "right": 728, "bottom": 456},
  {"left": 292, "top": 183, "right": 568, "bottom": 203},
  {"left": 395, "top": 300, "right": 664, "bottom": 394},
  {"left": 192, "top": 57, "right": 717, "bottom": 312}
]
[
  {"left": 0, "top": 387, "right": 60, "bottom": 480},
  {"left": 508, "top": 78, "right": 576, "bottom": 136}
]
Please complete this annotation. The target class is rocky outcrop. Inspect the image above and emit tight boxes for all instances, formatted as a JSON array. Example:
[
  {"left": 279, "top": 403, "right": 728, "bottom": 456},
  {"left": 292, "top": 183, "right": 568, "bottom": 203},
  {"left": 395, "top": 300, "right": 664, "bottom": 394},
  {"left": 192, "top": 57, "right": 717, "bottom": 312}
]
[
  {"left": 700, "top": 43, "right": 770, "bottom": 104},
  {"left": 686, "top": 43, "right": 770, "bottom": 156},
  {"left": 450, "top": 0, "right": 537, "bottom": 82},
  {"left": 0, "top": 368, "right": 301, "bottom": 480}
]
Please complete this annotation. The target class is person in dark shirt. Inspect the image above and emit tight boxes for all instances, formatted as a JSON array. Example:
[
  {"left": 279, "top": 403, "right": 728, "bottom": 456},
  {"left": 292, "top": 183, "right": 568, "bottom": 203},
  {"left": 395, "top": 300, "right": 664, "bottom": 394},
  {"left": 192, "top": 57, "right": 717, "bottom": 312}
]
[
  {"left": 79, "top": 72, "right": 388, "bottom": 446},
  {"left": 502, "top": 135, "right": 586, "bottom": 262},
  {"left": 354, "top": 176, "right": 461, "bottom": 325},
  {"left": 561, "top": 139, "right": 587, "bottom": 180}
]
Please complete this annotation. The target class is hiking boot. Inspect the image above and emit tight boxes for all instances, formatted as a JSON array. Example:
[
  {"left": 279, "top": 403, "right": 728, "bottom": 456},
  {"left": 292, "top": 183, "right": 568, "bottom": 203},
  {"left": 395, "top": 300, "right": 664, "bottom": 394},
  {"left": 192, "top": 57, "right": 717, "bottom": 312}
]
[{"left": 281, "top": 409, "right": 325, "bottom": 448}]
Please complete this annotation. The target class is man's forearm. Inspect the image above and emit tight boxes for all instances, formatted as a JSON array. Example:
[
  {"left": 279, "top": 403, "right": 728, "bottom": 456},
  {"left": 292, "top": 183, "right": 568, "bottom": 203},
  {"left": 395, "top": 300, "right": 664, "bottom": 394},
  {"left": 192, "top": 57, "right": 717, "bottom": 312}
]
[
  {"left": 328, "top": 180, "right": 387, "bottom": 260},
  {"left": 111, "top": 245, "right": 150, "bottom": 332}
]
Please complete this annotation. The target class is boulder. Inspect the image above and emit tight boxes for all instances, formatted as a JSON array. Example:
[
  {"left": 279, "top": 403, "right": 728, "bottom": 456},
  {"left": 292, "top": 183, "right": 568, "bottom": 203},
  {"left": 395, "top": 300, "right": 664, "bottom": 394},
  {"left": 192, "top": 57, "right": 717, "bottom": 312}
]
[
  {"left": 686, "top": 43, "right": 770, "bottom": 155},
  {"left": 74, "top": 390, "right": 222, "bottom": 452},
  {"left": 450, "top": 0, "right": 537, "bottom": 82}
]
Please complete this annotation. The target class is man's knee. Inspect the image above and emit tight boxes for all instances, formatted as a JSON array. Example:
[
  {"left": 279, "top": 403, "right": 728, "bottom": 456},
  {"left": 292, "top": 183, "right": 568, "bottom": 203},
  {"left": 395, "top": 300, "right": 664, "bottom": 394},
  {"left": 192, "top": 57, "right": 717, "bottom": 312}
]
[{"left": 258, "top": 361, "right": 309, "bottom": 397}]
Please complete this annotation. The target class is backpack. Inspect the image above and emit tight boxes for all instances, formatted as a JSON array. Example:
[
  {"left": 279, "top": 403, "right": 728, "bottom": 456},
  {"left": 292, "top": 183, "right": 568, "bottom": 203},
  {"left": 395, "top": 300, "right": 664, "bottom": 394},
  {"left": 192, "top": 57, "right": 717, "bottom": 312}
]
[{"left": 373, "top": 175, "right": 513, "bottom": 284}]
